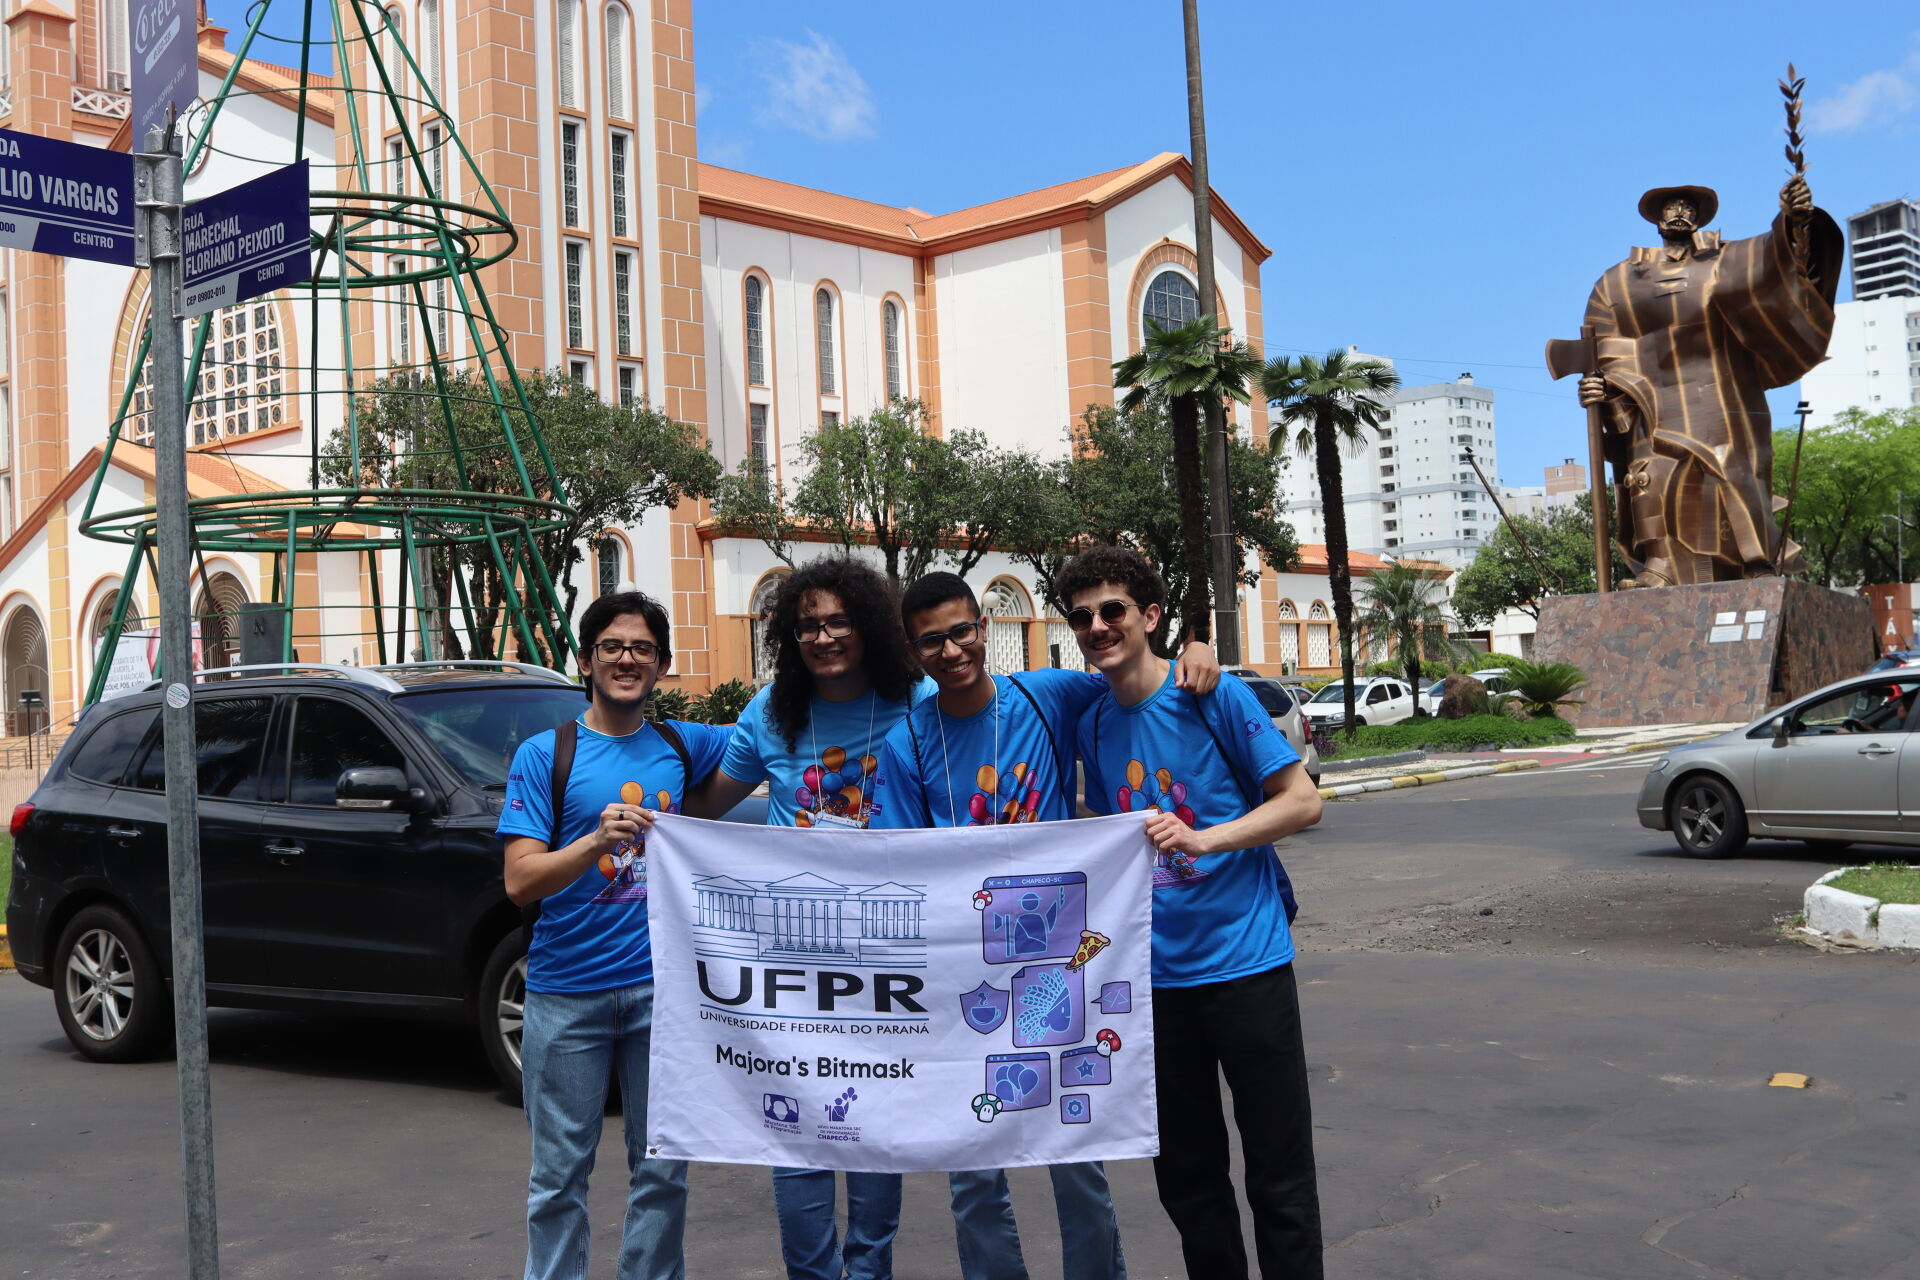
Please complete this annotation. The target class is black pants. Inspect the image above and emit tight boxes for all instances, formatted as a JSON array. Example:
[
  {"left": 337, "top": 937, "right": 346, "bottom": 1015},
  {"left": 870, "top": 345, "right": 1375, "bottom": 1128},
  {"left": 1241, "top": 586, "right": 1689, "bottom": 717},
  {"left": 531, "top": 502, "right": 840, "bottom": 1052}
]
[{"left": 1152, "top": 962, "right": 1322, "bottom": 1279}]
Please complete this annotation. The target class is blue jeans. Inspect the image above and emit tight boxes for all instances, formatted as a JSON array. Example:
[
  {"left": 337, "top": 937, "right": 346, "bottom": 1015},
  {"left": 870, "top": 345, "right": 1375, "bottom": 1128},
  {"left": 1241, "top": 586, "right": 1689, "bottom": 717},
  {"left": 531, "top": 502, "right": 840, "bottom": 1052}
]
[
  {"left": 521, "top": 982, "right": 687, "bottom": 1280},
  {"left": 947, "top": 1163, "right": 1125, "bottom": 1280},
  {"left": 770, "top": 1166, "right": 903, "bottom": 1279}
]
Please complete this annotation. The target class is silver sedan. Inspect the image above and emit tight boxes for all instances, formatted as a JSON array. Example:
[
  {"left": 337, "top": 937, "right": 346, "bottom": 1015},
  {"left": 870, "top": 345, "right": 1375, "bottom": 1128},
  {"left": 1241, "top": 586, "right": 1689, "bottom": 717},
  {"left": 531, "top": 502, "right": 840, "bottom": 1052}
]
[{"left": 1638, "top": 669, "right": 1920, "bottom": 857}]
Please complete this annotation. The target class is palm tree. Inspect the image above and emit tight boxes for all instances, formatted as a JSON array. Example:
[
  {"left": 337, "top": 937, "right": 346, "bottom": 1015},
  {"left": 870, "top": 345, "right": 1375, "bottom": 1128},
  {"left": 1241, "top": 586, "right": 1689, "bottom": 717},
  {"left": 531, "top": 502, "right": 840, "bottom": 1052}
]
[
  {"left": 1264, "top": 349, "right": 1401, "bottom": 737},
  {"left": 1114, "top": 315, "right": 1264, "bottom": 647},
  {"left": 1353, "top": 563, "right": 1467, "bottom": 715}
]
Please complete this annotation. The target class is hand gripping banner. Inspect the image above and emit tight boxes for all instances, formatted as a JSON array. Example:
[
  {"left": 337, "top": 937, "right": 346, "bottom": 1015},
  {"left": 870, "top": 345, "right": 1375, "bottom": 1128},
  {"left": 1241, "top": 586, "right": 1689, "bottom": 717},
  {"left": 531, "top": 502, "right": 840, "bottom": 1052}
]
[{"left": 643, "top": 812, "right": 1157, "bottom": 1172}]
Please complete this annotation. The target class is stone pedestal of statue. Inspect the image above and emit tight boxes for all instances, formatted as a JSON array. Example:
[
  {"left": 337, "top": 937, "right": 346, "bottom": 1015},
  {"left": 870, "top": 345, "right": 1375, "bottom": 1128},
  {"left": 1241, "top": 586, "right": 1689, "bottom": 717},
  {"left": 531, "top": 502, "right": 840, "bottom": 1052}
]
[{"left": 1531, "top": 579, "right": 1876, "bottom": 728}]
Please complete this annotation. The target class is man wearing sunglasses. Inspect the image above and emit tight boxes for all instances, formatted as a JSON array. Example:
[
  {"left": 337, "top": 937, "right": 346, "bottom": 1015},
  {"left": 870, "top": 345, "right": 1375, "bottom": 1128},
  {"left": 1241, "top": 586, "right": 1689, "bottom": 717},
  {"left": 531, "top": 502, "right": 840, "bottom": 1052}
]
[
  {"left": 498, "top": 591, "right": 731, "bottom": 1280},
  {"left": 1059, "top": 547, "right": 1325, "bottom": 1280},
  {"left": 868, "top": 571, "right": 1218, "bottom": 1280}
]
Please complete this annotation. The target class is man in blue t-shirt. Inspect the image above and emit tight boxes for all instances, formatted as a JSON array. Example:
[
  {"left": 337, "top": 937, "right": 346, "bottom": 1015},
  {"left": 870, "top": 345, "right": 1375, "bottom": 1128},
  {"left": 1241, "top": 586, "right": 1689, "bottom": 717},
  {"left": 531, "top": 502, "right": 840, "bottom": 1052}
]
[
  {"left": 868, "top": 571, "right": 1218, "bottom": 1280},
  {"left": 498, "top": 590, "right": 728, "bottom": 1280},
  {"left": 1060, "top": 547, "right": 1325, "bottom": 1280},
  {"left": 686, "top": 557, "right": 932, "bottom": 1280}
]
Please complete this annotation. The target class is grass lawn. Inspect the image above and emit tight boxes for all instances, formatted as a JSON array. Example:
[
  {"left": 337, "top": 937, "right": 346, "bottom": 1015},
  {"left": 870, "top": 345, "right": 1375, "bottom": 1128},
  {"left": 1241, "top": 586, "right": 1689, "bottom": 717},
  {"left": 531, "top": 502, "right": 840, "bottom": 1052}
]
[
  {"left": 1319, "top": 714, "right": 1576, "bottom": 763},
  {"left": 1828, "top": 863, "right": 1920, "bottom": 905}
]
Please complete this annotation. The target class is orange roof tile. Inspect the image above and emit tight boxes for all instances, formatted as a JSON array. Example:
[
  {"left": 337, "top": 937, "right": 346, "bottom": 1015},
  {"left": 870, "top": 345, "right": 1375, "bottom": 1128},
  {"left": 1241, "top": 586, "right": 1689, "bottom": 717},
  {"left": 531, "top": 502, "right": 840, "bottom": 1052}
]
[
  {"left": 698, "top": 164, "right": 924, "bottom": 241},
  {"left": 113, "top": 442, "right": 285, "bottom": 500}
]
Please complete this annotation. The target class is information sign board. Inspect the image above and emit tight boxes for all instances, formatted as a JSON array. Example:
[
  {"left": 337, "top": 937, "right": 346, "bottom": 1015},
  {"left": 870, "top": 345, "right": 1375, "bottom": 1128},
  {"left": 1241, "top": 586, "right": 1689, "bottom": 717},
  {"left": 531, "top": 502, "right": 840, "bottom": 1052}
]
[
  {"left": 131, "top": 0, "right": 199, "bottom": 146},
  {"left": 181, "top": 160, "right": 311, "bottom": 317},
  {"left": 0, "top": 128, "right": 135, "bottom": 266}
]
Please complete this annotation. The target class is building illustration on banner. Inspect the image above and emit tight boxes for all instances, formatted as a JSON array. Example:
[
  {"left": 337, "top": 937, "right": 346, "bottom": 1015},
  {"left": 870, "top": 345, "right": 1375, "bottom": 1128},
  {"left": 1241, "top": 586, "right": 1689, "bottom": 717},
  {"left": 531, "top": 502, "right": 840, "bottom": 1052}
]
[
  {"left": 690, "top": 872, "right": 928, "bottom": 968},
  {"left": 964, "top": 871, "right": 1129, "bottom": 1125}
]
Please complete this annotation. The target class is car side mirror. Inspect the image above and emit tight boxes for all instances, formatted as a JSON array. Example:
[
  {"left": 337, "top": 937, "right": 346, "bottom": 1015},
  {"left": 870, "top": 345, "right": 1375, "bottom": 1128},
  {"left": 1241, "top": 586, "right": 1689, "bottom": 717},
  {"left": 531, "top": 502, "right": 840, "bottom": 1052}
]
[
  {"left": 1771, "top": 715, "right": 1791, "bottom": 743},
  {"left": 337, "top": 766, "right": 412, "bottom": 811}
]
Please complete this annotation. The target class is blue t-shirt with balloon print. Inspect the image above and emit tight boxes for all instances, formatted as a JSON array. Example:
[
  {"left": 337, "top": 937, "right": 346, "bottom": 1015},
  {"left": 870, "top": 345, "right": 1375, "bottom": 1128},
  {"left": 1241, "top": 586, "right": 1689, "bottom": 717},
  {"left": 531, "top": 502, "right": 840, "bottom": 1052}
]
[
  {"left": 720, "top": 677, "right": 936, "bottom": 828},
  {"left": 1077, "top": 662, "right": 1302, "bottom": 989},
  {"left": 868, "top": 670, "right": 1106, "bottom": 830}
]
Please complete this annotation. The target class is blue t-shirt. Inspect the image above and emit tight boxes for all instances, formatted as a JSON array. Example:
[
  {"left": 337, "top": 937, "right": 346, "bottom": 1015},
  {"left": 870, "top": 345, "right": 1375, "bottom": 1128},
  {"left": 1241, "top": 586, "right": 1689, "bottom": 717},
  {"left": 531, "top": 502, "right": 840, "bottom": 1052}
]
[
  {"left": 869, "top": 670, "right": 1106, "bottom": 830},
  {"left": 497, "top": 717, "right": 729, "bottom": 993},
  {"left": 719, "top": 677, "right": 936, "bottom": 828},
  {"left": 1076, "top": 663, "right": 1302, "bottom": 988}
]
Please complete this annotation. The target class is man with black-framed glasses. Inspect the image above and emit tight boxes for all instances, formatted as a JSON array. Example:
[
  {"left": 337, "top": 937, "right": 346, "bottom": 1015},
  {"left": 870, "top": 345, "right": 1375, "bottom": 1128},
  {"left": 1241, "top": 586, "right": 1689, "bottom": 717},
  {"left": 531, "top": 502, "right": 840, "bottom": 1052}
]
[
  {"left": 498, "top": 590, "right": 730, "bottom": 1280},
  {"left": 868, "top": 571, "right": 1218, "bottom": 1280}
]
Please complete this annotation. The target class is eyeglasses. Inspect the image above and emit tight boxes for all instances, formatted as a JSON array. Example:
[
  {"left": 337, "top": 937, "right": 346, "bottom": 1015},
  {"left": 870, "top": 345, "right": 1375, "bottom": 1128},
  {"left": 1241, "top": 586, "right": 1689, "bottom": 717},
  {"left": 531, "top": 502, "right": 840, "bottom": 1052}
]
[
  {"left": 1065, "top": 599, "right": 1136, "bottom": 632},
  {"left": 592, "top": 639, "right": 659, "bottom": 664},
  {"left": 795, "top": 615, "right": 855, "bottom": 643},
  {"left": 910, "top": 619, "right": 983, "bottom": 657}
]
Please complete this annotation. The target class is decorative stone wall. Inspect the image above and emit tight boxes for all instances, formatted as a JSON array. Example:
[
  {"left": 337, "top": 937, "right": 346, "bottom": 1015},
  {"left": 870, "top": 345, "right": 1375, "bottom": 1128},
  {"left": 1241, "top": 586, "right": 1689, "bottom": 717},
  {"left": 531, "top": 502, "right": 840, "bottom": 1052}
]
[{"left": 1533, "top": 579, "right": 1876, "bottom": 728}]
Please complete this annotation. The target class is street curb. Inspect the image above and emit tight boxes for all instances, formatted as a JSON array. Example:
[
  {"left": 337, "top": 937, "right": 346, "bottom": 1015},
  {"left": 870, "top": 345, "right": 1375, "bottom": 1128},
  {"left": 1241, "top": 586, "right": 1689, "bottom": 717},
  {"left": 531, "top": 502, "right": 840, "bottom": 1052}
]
[
  {"left": 1317, "top": 757, "right": 1541, "bottom": 800},
  {"left": 1802, "top": 867, "right": 1920, "bottom": 949},
  {"left": 1319, "top": 749, "right": 1427, "bottom": 776}
]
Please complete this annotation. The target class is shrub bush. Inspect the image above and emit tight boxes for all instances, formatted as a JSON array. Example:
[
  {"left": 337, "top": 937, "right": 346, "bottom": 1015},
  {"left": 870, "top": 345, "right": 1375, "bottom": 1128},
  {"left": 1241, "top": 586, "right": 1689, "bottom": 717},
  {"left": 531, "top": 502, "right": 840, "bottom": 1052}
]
[
  {"left": 1463, "top": 651, "right": 1525, "bottom": 672},
  {"left": 642, "top": 687, "right": 696, "bottom": 723},
  {"left": 694, "top": 678, "right": 756, "bottom": 726},
  {"left": 1326, "top": 713, "right": 1575, "bottom": 757},
  {"left": 1503, "top": 659, "right": 1590, "bottom": 717}
]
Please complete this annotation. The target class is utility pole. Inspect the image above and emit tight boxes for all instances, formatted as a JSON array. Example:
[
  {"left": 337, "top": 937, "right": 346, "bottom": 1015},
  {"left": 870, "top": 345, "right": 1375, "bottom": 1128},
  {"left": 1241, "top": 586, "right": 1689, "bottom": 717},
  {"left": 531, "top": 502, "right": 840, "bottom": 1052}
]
[
  {"left": 135, "top": 115, "right": 220, "bottom": 1279},
  {"left": 1183, "top": 0, "right": 1240, "bottom": 664}
]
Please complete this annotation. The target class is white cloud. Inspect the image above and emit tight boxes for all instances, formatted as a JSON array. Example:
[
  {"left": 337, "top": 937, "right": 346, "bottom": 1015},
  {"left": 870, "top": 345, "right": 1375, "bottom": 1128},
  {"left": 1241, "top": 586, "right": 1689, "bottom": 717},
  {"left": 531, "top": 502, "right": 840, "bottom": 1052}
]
[
  {"left": 1807, "top": 41, "right": 1920, "bottom": 134},
  {"left": 754, "top": 31, "right": 876, "bottom": 142}
]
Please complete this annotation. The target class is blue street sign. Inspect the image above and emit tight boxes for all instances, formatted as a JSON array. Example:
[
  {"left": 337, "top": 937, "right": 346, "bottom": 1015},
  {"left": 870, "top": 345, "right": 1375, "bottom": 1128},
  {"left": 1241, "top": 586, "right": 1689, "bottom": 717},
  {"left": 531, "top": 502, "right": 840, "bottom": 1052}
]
[
  {"left": 131, "top": 0, "right": 198, "bottom": 147},
  {"left": 0, "top": 128, "right": 135, "bottom": 266},
  {"left": 181, "top": 160, "right": 312, "bottom": 318}
]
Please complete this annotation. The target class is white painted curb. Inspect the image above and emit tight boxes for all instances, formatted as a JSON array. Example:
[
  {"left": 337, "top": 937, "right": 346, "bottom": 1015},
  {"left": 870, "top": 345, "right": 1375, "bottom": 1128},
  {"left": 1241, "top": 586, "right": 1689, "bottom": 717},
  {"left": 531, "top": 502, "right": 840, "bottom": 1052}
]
[
  {"left": 1802, "top": 867, "right": 1920, "bottom": 949},
  {"left": 1317, "top": 758, "right": 1540, "bottom": 801}
]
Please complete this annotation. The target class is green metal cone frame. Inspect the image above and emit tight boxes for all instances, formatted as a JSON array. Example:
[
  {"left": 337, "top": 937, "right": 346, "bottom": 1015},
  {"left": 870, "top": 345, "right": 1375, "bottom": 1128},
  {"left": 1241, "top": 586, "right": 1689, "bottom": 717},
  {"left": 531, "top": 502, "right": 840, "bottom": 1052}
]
[{"left": 80, "top": 0, "right": 580, "bottom": 702}]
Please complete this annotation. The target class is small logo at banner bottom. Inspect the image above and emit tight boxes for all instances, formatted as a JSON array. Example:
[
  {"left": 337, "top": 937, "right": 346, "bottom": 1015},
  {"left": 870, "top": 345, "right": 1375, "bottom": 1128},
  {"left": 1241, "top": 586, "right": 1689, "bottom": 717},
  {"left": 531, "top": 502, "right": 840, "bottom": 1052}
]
[
  {"left": 1061, "top": 1093, "right": 1091, "bottom": 1124},
  {"left": 762, "top": 1093, "right": 800, "bottom": 1124}
]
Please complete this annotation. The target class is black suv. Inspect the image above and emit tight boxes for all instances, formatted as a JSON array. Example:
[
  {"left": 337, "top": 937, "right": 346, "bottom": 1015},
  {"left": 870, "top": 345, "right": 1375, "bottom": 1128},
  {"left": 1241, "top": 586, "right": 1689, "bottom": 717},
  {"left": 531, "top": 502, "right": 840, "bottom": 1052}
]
[{"left": 5, "top": 661, "right": 589, "bottom": 1093}]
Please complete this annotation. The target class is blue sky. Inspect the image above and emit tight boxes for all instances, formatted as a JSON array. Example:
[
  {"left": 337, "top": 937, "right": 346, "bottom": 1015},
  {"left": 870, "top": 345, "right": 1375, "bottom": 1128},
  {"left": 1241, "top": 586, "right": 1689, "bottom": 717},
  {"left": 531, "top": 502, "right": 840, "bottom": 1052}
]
[{"left": 209, "top": 0, "right": 1920, "bottom": 489}]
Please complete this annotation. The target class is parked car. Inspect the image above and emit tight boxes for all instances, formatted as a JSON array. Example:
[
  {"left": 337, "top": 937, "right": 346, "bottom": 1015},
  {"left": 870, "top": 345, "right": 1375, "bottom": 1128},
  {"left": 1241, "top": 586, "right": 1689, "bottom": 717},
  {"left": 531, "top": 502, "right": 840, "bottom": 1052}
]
[
  {"left": 1868, "top": 649, "right": 1920, "bottom": 673},
  {"left": 1224, "top": 669, "right": 1321, "bottom": 782},
  {"left": 1419, "top": 668, "right": 1516, "bottom": 714},
  {"left": 1300, "top": 677, "right": 1416, "bottom": 729},
  {"left": 1638, "top": 668, "right": 1920, "bottom": 857},
  {"left": 5, "top": 661, "right": 592, "bottom": 1095}
]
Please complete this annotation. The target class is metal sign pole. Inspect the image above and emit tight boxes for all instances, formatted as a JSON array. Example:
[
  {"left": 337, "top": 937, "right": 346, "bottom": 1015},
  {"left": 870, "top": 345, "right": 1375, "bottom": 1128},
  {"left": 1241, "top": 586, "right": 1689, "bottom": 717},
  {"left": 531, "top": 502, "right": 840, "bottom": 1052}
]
[{"left": 136, "top": 116, "right": 220, "bottom": 1280}]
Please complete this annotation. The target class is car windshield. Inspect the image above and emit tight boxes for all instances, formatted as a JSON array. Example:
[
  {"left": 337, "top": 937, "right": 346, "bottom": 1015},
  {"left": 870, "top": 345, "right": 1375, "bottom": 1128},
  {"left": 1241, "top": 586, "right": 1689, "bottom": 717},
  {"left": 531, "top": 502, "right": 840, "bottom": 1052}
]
[
  {"left": 1425, "top": 679, "right": 1446, "bottom": 696},
  {"left": 392, "top": 685, "right": 589, "bottom": 787},
  {"left": 1309, "top": 684, "right": 1354, "bottom": 703}
]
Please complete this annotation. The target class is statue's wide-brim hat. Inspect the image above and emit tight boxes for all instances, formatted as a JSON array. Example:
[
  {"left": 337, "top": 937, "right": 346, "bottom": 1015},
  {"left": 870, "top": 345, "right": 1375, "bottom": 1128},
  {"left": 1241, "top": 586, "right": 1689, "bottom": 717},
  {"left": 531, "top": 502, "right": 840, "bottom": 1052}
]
[{"left": 1639, "top": 185, "right": 1719, "bottom": 227}]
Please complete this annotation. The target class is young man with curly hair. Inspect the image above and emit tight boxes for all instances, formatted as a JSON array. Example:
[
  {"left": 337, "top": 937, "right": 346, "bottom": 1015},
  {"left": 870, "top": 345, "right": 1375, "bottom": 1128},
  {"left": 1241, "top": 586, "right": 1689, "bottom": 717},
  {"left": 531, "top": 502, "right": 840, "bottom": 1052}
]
[
  {"left": 687, "top": 556, "right": 932, "bottom": 1280},
  {"left": 1057, "top": 546, "right": 1325, "bottom": 1280},
  {"left": 868, "top": 570, "right": 1220, "bottom": 1280},
  {"left": 498, "top": 590, "right": 731, "bottom": 1280}
]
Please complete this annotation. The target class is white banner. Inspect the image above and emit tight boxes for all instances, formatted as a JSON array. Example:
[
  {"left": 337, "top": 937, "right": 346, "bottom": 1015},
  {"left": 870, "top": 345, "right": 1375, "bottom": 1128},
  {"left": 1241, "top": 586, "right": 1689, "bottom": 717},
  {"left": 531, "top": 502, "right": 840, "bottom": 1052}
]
[{"left": 644, "top": 812, "right": 1157, "bottom": 1173}]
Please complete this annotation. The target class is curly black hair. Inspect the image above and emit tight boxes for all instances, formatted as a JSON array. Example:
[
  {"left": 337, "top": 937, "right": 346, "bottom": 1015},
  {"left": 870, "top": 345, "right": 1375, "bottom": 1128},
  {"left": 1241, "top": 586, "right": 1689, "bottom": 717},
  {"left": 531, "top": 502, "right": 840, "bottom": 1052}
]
[
  {"left": 1055, "top": 545, "right": 1167, "bottom": 613},
  {"left": 763, "top": 558, "right": 920, "bottom": 750}
]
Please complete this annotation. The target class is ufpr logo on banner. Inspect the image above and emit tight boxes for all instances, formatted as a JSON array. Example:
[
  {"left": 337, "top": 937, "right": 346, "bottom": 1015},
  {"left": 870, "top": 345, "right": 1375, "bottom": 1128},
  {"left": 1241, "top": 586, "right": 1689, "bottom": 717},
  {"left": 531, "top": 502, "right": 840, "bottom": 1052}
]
[{"left": 643, "top": 812, "right": 1157, "bottom": 1173}]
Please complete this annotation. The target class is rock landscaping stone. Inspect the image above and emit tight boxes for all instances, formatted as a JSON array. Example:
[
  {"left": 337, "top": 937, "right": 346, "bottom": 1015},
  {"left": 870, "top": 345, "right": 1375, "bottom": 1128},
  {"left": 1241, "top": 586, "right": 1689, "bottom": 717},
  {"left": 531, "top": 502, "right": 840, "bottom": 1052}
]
[{"left": 1876, "top": 903, "right": 1920, "bottom": 950}]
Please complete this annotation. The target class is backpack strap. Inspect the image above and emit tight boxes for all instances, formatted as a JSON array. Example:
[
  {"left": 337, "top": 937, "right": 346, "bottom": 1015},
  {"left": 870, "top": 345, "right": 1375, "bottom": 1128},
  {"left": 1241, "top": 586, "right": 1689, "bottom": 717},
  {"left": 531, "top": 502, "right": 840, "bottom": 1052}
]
[
  {"left": 1006, "top": 673, "right": 1072, "bottom": 814},
  {"left": 1191, "top": 689, "right": 1300, "bottom": 924},
  {"left": 527, "top": 719, "right": 582, "bottom": 931},
  {"left": 650, "top": 718, "right": 694, "bottom": 784}
]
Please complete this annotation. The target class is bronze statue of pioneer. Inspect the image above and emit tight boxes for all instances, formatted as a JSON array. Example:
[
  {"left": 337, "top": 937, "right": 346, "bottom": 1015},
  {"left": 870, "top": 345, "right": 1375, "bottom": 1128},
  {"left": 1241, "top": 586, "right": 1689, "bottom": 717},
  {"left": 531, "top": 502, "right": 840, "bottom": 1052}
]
[{"left": 1548, "top": 70, "right": 1843, "bottom": 588}]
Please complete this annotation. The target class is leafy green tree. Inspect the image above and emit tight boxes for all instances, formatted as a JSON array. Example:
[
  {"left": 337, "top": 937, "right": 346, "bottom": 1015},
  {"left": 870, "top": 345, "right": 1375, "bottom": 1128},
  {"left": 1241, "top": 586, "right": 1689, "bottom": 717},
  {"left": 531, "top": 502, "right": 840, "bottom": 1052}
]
[
  {"left": 1773, "top": 408, "right": 1920, "bottom": 587},
  {"left": 1449, "top": 502, "right": 1631, "bottom": 627},
  {"left": 1113, "top": 315, "right": 1265, "bottom": 645},
  {"left": 1352, "top": 563, "right": 1467, "bottom": 712},
  {"left": 786, "top": 400, "right": 956, "bottom": 588},
  {"left": 330, "top": 368, "right": 718, "bottom": 658},
  {"left": 1263, "top": 349, "right": 1400, "bottom": 737},
  {"left": 1071, "top": 404, "right": 1298, "bottom": 654}
]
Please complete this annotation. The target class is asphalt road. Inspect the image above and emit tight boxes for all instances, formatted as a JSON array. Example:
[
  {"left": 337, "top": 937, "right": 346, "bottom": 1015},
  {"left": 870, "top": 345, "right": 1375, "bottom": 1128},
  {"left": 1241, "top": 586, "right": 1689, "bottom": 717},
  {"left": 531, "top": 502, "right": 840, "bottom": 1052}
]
[{"left": 4, "top": 761, "right": 1917, "bottom": 1279}]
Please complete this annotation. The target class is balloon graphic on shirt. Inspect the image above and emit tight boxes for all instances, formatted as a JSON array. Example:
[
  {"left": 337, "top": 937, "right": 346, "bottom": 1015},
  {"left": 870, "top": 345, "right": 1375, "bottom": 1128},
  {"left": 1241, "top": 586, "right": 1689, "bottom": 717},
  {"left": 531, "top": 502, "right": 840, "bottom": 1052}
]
[
  {"left": 839, "top": 784, "right": 863, "bottom": 808},
  {"left": 1125, "top": 759, "right": 1145, "bottom": 790},
  {"left": 1132, "top": 790, "right": 1153, "bottom": 812},
  {"left": 655, "top": 789, "right": 671, "bottom": 810},
  {"left": 1176, "top": 804, "right": 1196, "bottom": 826},
  {"left": 976, "top": 764, "right": 999, "bottom": 796},
  {"left": 795, "top": 786, "right": 816, "bottom": 808},
  {"left": 804, "top": 765, "right": 824, "bottom": 793},
  {"left": 1155, "top": 768, "right": 1172, "bottom": 793},
  {"left": 821, "top": 770, "right": 846, "bottom": 794},
  {"left": 860, "top": 754, "right": 878, "bottom": 775},
  {"left": 1169, "top": 781, "right": 1187, "bottom": 806},
  {"left": 822, "top": 746, "right": 847, "bottom": 772},
  {"left": 1023, "top": 789, "right": 1042, "bottom": 822},
  {"left": 968, "top": 793, "right": 990, "bottom": 823},
  {"left": 1010, "top": 761, "right": 1029, "bottom": 785},
  {"left": 620, "top": 781, "right": 645, "bottom": 806},
  {"left": 1116, "top": 785, "right": 1132, "bottom": 812}
]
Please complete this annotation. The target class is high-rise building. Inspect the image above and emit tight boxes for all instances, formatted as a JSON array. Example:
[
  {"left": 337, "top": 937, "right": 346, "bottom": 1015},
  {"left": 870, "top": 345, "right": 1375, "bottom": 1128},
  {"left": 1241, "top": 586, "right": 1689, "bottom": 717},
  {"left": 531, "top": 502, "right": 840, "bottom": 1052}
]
[
  {"left": 1801, "top": 295, "right": 1920, "bottom": 427},
  {"left": 1283, "top": 353, "right": 1497, "bottom": 570},
  {"left": 1545, "top": 458, "right": 1586, "bottom": 499},
  {"left": 1848, "top": 198, "right": 1920, "bottom": 302}
]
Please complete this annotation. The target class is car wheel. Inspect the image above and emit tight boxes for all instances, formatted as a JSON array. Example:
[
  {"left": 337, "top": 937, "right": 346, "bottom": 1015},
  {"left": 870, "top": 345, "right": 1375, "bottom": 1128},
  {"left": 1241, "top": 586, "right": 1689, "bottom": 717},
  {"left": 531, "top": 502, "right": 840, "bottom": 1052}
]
[
  {"left": 478, "top": 927, "right": 529, "bottom": 1099},
  {"left": 1354, "top": 716, "right": 1367, "bottom": 728},
  {"left": 53, "top": 905, "right": 173, "bottom": 1063},
  {"left": 1670, "top": 776, "right": 1748, "bottom": 858}
]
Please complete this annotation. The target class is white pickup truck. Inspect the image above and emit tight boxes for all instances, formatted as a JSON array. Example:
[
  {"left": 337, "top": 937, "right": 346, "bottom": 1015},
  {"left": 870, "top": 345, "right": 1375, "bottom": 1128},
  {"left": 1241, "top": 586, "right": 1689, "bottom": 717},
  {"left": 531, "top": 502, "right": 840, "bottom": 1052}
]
[{"left": 1300, "top": 676, "right": 1417, "bottom": 729}]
